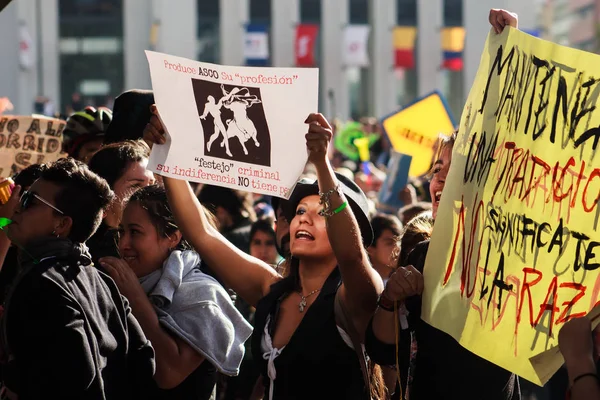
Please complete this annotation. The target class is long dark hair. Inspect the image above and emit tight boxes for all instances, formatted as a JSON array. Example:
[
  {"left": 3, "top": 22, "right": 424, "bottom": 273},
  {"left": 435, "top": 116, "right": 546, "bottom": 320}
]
[{"left": 127, "top": 185, "right": 191, "bottom": 250}]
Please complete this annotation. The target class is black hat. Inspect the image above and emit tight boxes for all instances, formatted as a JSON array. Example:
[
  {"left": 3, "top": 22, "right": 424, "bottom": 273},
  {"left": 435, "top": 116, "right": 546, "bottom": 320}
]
[
  {"left": 104, "top": 89, "right": 155, "bottom": 144},
  {"left": 283, "top": 173, "right": 373, "bottom": 246},
  {"left": 272, "top": 177, "right": 314, "bottom": 214}
]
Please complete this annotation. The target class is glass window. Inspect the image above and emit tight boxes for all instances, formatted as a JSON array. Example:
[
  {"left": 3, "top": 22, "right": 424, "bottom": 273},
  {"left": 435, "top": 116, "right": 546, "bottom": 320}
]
[
  {"left": 198, "top": 0, "right": 219, "bottom": 17},
  {"left": 250, "top": 0, "right": 271, "bottom": 22},
  {"left": 444, "top": 0, "right": 462, "bottom": 26},
  {"left": 198, "top": 0, "right": 219, "bottom": 63},
  {"left": 349, "top": 0, "right": 368, "bottom": 24},
  {"left": 59, "top": 0, "right": 123, "bottom": 112},
  {"left": 397, "top": 0, "right": 416, "bottom": 25},
  {"left": 59, "top": 0, "right": 122, "bottom": 17},
  {"left": 301, "top": 0, "right": 321, "bottom": 23}
]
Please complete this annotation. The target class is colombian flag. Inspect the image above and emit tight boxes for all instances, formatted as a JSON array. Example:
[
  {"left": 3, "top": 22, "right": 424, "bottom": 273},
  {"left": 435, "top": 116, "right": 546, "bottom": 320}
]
[
  {"left": 393, "top": 26, "right": 416, "bottom": 69},
  {"left": 441, "top": 27, "right": 465, "bottom": 71}
]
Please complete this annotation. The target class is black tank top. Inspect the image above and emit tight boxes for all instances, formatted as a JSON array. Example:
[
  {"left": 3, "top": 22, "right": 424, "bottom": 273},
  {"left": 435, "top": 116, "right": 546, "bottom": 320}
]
[{"left": 251, "top": 268, "right": 369, "bottom": 400}]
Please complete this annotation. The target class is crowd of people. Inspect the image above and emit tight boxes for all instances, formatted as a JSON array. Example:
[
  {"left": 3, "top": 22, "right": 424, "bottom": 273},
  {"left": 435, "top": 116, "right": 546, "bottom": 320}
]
[{"left": 0, "top": 8, "right": 598, "bottom": 400}]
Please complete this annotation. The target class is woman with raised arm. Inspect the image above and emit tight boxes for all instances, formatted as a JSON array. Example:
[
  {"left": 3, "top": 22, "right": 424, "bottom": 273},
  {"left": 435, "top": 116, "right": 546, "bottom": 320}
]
[
  {"left": 365, "top": 10, "right": 520, "bottom": 400},
  {"left": 144, "top": 109, "right": 385, "bottom": 399}
]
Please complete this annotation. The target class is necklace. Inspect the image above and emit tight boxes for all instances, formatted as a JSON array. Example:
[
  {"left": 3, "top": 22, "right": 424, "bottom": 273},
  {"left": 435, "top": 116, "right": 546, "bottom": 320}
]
[{"left": 298, "top": 289, "right": 321, "bottom": 312}]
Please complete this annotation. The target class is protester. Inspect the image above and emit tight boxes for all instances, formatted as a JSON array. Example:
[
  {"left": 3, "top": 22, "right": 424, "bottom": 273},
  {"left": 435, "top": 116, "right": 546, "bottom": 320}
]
[
  {"left": 62, "top": 106, "right": 112, "bottom": 163},
  {"left": 144, "top": 109, "right": 386, "bottom": 399},
  {"left": 100, "top": 185, "right": 252, "bottom": 399},
  {"left": 558, "top": 317, "right": 600, "bottom": 400},
  {"left": 0, "top": 158, "right": 155, "bottom": 399},
  {"left": 270, "top": 177, "right": 313, "bottom": 263},
  {"left": 397, "top": 201, "right": 432, "bottom": 225},
  {"left": 366, "top": 127, "right": 521, "bottom": 400},
  {"left": 396, "top": 211, "right": 433, "bottom": 267},
  {"left": 0, "top": 165, "right": 48, "bottom": 303},
  {"left": 249, "top": 219, "right": 281, "bottom": 266},
  {"left": 87, "top": 140, "right": 155, "bottom": 266},
  {"left": 367, "top": 214, "right": 402, "bottom": 281},
  {"left": 198, "top": 185, "right": 256, "bottom": 254}
]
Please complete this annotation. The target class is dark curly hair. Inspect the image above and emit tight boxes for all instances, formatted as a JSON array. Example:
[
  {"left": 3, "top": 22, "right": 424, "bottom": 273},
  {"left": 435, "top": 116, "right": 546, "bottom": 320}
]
[
  {"left": 126, "top": 185, "right": 191, "bottom": 250},
  {"left": 42, "top": 157, "right": 114, "bottom": 243}
]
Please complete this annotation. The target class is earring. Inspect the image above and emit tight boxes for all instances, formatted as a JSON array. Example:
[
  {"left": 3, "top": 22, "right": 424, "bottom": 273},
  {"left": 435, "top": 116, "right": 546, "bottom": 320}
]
[{"left": 52, "top": 230, "right": 59, "bottom": 238}]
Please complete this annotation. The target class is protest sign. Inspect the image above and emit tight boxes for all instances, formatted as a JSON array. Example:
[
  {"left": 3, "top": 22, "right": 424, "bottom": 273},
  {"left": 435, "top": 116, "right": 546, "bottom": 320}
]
[
  {"left": 378, "top": 150, "right": 411, "bottom": 212},
  {"left": 422, "top": 27, "right": 600, "bottom": 385},
  {"left": 381, "top": 91, "right": 455, "bottom": 178},
  {"left": 145, "top": 51, "right": 319, "bottom": 199},
  {"left": 0, "top": 115, "right": 65, "bottom": 178}
]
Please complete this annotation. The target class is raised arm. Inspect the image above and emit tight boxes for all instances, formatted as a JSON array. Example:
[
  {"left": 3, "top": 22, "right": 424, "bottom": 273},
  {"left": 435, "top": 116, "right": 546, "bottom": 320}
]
[
  {"left": 305, "top": 113, "right": 383, "bottom": 339},
  {"left": 144, "top": 107, "right": 280, "bottom": 307}
]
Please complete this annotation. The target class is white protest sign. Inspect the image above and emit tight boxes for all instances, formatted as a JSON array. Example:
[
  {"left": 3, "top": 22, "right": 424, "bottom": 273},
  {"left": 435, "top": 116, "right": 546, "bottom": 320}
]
[
  {"left": 146, "top": 50, "right": 319, "bottom": 199},
  {"left": 0, "top": 115, "right": 65, "bottom": 178}
]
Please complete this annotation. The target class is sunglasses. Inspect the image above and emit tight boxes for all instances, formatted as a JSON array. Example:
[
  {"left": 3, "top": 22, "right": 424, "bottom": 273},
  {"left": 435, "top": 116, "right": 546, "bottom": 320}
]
[{"left": 19, "top": 190, "right": 64, "bottom": 215}]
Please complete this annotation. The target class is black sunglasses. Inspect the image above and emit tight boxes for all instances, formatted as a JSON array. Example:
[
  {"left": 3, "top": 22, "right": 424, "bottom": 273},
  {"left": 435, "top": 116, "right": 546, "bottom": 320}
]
[{"left": 20, "top": 191, "right": 64, "bottom": 215}]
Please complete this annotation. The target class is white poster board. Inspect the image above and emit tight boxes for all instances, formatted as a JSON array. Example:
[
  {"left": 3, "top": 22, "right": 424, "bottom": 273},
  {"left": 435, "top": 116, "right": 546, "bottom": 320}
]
[{"left": 146, "top": 50, "right": 319, "bottom": 199}]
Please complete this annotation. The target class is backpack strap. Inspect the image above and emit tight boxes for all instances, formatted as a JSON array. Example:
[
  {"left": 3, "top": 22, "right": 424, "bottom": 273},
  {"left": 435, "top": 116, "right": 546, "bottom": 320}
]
[{"left": 335, "top": 293, "right": 372, "bottom": 399}]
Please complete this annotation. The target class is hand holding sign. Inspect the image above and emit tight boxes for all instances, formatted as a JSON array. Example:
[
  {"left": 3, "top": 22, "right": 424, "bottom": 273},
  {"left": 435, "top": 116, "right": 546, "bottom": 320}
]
[
  {"left": 305, "top": 113, "right": 333, "bottom": 166},
  {"left": 143, "top": 105, "right": 167, "bottom": 146},
  {"left": 558, "top": 317, "right": 595, "bottom": 368},
  {"left": 384, "top": 265, "right": 424, "bottom": 302},
  {"left": 488, "top": 9, "right": 518, "bottom": 34}
]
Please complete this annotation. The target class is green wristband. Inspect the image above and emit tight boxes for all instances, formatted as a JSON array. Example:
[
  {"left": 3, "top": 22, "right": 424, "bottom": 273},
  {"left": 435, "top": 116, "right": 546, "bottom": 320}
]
[{"left": 332, "top": 201, "right": 348, "bottom": 215}]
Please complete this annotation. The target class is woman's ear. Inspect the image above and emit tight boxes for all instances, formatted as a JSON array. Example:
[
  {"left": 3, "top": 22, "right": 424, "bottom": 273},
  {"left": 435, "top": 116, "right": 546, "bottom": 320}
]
[
  {"left": 55, "top": 215, "right": 73, "bottom": 239},
  {"left": 167, "top": 230, "right": 183, "bottom": 250}
]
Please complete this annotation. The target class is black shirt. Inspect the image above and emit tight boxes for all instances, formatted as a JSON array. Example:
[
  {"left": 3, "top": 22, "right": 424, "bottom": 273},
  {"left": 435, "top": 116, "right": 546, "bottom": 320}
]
[
  {"left": 365, "top": 241, "right": 520, "bottom": 400},
  {"left": 252, "top": 268, "right": 369, "bottom": 400}
]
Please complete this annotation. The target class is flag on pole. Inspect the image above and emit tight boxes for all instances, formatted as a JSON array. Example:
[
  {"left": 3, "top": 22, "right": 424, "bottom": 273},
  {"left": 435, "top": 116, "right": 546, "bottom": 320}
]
[
  {"left": 244, "top": 24, "right": 269, "bottom": 66},
  {"left": 19, "top": 23, "right": 35, "bottom": 71},
  {"left": 295, "top": 24, "right": 319, "bottom": 66},
  {"left": 343, "top": 25, "right": 370, "bottom": 67},
  {"left": 393, "top": 26, "right": 416, "bottom": 69},
  {"left": 441, "top": 27, "right": 465, "bottom": 71}
]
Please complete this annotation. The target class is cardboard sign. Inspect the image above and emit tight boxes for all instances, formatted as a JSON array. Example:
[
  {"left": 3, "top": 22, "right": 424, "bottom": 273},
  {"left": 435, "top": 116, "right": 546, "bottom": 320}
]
[
  {"left": 378, "top": 150, "right": 412, "bottom": 212},
  {"left": 423, "top": 28, "right": 600, "bottom": 385},
  {"left": 381, "top": 91, "right": 455, "bottom": 178},
  {"left": 145, "top": 51, "right": 319, "bottom": 199},
  {"left": 0, "top": 115, "right": 65, "bottom": 178}
]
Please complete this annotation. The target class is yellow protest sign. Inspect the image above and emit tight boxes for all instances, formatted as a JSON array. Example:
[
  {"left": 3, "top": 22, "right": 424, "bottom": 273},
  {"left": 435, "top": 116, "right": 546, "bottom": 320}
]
[
  {"left": 422, "top": 27, "right": 600, "bottom": 386},
  {"left": 0, "top": 115, "right": 66, "bottom": 177},
  {"left": 381, "top": 91, "right": 455, "bottom": 177}
]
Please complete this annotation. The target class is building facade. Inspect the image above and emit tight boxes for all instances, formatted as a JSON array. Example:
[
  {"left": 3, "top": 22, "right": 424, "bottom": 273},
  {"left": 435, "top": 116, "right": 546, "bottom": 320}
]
[{"left": 0, "top": 0, "right": 540, "bottom": 121}]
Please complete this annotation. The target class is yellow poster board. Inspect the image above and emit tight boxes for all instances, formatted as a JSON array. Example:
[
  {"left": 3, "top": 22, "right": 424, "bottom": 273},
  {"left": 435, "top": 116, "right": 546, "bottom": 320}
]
[
  {"left": 423, "top": 27, "right": 600, "bottom": 386},
  {"left": 381, "top": 91, "right": 455, "bottom": 177}
]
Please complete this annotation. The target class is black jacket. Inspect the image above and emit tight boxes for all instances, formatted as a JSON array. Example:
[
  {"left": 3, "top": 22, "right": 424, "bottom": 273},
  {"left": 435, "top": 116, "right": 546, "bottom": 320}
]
[{"left": 1, "top": 237, "right": 155, "bottom": 399}]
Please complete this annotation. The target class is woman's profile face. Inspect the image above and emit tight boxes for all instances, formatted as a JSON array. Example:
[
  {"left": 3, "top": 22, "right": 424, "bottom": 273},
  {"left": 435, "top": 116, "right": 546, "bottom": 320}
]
[
  {"left": 8, "top": 179, "right": 65, "bottom": 247},
  {"left": 429, "top": 145, "right": 452, "bottom": 219},
  {"left": 289, "top": 195, "right": 334, "bottom": 260},
  {"left": 118, "top": 202, "right": 173, "bottom": 278}
]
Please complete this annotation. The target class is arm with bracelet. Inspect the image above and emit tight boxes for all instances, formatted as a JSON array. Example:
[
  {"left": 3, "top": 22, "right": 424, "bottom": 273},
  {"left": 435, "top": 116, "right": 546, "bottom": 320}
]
[
  {"left": 306, "top": 113, "right": 383, "bottom": 340},
  {"left": 559, "top": 317, "right": 600, "bottom": 400}
]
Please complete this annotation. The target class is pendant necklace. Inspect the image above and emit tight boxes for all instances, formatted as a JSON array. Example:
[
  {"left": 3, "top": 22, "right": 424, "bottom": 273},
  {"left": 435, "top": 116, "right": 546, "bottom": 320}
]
[{"left": 298, "top": 288, "right": 321, "bottom": 312}]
